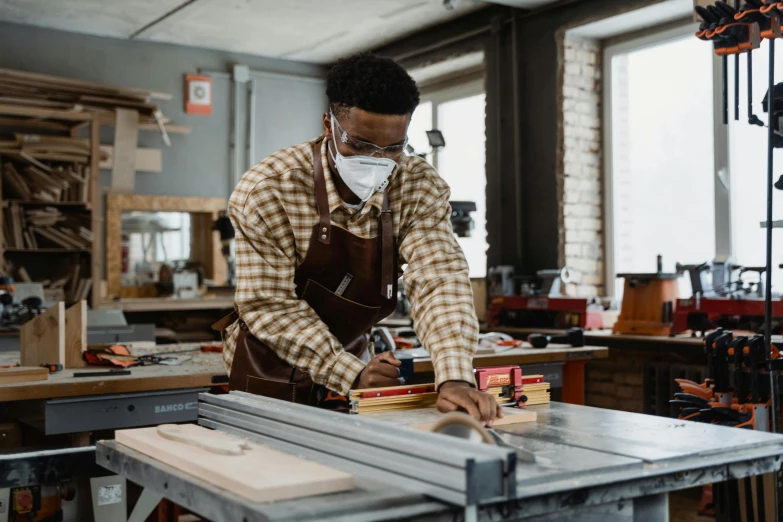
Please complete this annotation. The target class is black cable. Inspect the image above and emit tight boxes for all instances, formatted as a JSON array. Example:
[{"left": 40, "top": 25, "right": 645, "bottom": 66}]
[
  {"left": 737, "top": 53, "right": 741, "bottom": 121},
  {"left": 766, "top": 38, "right": 777, "bottom": 435},
  {"left": 724, "top": 55, "right": 730, "bottom": 124},
  {"left": 749, "top": 51, "right": 755, "bottom": 120}
]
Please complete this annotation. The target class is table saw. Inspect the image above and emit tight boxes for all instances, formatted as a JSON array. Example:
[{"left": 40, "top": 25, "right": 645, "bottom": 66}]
[{"left": 95, "top": 392, "right": 783, "bottom": 522}]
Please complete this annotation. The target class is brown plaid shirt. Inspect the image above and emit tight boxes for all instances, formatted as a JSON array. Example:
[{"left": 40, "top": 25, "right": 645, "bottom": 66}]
[{"left": 223, "top": 137, "right": 478, "bottom": 395}]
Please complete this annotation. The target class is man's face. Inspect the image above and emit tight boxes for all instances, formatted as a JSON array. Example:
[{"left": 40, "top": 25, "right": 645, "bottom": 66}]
[{"left": 322, "top": 107, "right": 410, "bottom": 161}]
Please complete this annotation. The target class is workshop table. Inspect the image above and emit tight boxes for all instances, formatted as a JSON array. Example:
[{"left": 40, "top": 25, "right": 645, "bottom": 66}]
[
  {"left": 412, "top": 344, "right": 607, "bottom": 405},
  {"left": 483, "top": 325, "right": 783, "bottom": 355},
  {"left": 96, "top": 401, "right": 783, "bottom": 522}
]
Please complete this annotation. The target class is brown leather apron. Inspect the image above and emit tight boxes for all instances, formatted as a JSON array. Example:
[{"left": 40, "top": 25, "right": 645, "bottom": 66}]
[{"left": 213, "top": 139, "right": 398, "bottom": 405}]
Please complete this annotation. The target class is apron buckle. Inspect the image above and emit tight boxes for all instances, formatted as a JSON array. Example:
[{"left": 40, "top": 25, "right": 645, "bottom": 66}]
[{"left": 387, "top": 284, "right": 393, "bottom": 299}]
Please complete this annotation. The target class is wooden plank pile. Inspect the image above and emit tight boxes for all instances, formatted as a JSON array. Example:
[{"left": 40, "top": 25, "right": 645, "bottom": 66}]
[
  {"left": 3, "top": 205, "right": 92, "bottom": 251},
  {"left": 8, "top": 257, "right": 92, "bottom": 304},
  {"left": 0, "top": 133, "right": 90, "bottom": 163},
  {"left": 2, "top": 157, "right": 89, "bottom": 203},
  {"left": 0, "top": 67, "right": 173, "bottom": 130}
]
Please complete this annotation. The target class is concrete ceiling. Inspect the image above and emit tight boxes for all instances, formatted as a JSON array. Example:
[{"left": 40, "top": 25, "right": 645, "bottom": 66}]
[
  {"left": 0, "top": 0, "right": 492, "bottom": 64},
  {"left": 567, "top": 0, "right": 693, "bottom": 39}
]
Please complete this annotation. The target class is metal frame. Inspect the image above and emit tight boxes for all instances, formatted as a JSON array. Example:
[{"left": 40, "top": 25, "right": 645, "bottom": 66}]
[
  {"left": 602, "top": 22, "right": 730, "bottom": 296},
  {"left": 198, "top": 392, "right": 515, "bottom": 507}
]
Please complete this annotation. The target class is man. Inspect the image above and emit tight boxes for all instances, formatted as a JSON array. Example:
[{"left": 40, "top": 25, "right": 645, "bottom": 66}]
[{"left": 216, "top": 52, "right": 500, "bottom": 426}]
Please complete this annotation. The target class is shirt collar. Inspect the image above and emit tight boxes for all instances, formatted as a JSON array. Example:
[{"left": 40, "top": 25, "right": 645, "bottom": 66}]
[{"left": 319, "top": 137, "right": 393, "bottom": 215}]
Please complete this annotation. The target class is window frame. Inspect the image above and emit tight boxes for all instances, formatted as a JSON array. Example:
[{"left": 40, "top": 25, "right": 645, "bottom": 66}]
[
  {"left": 419, "top": 76, "right": 485, "bottom": 170},
  {"left": 601, "top": 23, "right": 729, "bottom": 296}
]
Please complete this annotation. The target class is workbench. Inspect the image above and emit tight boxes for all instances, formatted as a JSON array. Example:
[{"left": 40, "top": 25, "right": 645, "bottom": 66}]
[
  {"left": 96, "top": 399, "right": 783, "bottom": 522},
  {"left": 0, "top": 351, "right": 227, "bottom": 503}
]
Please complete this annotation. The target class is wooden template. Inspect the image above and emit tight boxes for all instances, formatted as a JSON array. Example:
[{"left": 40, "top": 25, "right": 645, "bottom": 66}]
[
  {"left": 20, "top": 301, "right": 65, "bottom": 367},
  {"left": 64, "top": 300, "right": 87, "bottom": 368},
  {"left": 115, "top": 424, "right": 354, "bottom": 503},
  {"left": 99, "top": 145, "right": 162, "bottom": 173}
]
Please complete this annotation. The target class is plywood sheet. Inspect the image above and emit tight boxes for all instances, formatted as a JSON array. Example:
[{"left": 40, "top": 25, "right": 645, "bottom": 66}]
[
  {"left": 0, "top": 367, "right": 48, "bottom": 385},
  {"left": 20, "top": 302, "right": 65, "bottom": 367},
  {"left": 111, "top": 108, "right": 139, "bottom": 192},
  {"left": 65, "top": 300, "right": 87, "bottom": 368},
  {"left": 115, "top": 424, "right": 354, "bottom": 503}
]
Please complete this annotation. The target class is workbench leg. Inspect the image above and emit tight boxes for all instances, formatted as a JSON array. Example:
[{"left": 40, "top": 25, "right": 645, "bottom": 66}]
[
  {"left": 127, "top": 488, "right": 163, "bottom": 522},
  {"left": 633, "top": 493, "right": 668, "bottom": 522},
  {"left": 464, "top": 505, "right": 477, "bottom": 522},
  {"left": 562, "top": 360, "right": 587, "bottom": 405}
]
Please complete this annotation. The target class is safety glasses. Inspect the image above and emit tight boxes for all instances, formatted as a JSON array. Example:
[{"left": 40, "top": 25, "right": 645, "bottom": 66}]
[{"left": 331, "top": 112, "right": 408, "bottom": 159}]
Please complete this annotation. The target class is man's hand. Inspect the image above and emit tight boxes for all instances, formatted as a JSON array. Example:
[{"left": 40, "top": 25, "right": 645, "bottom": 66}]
[
  {"left": 356, "top": 351, "right": 402, "bottom": 389},
  {"left": 437, "top": 381, "right": 503, "bottom": 427}
]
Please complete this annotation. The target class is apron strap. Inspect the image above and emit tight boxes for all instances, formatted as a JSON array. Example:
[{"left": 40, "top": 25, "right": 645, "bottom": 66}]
[
  {"left": 380, "top": 191, "right": 394, "bottom": 300},
  {"left": 312, "top": 139, "right": 331, "bottom": 245}
]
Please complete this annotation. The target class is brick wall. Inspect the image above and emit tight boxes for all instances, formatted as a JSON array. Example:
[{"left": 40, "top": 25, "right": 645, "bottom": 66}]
[
  {"left": 586, "top": 353, "right": 645, "bottom": 413},
  {"left": 560, "top": 36, "right": 605, "bottom": 297}
]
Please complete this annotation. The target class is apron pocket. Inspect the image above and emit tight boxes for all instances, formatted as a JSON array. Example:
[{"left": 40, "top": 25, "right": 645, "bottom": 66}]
[
  {"left": 246, "top": 375, "right": 298, "bottom": 402},
  {"left": 301, "top": 279, "right": 381, "bottom": 346}
]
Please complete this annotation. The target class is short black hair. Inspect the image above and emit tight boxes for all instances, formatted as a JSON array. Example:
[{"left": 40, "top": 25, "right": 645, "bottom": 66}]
[{"left": 327, "top": 52, "right": 420, "bottom": 117}]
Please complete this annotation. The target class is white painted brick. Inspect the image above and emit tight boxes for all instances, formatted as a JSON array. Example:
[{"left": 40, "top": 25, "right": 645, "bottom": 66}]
[
  {"left": 581, "top": 274, "right": 604, "bottom": 285},
  {"left": 582, "top": 218, "right": 603, "bottom": 231},
  {"left": 576, "top": 284, "right": 599, "bottom": 297},
  {"left": 565, "top": 243, "right": 581, "bottom": 258},
  {"left": 564, "top": 62, "right": 582, "bottom": 77},
  {"left": 564, "top": 47, "right": 577, "bottom": 61},
  {"left": 572, "top": 258, "right": 599, "bottom": 273}
]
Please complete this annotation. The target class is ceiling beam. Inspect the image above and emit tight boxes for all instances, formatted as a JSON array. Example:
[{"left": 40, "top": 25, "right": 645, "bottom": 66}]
[{"left": 129, "top": 0, "right": 201, "bottom": 40}]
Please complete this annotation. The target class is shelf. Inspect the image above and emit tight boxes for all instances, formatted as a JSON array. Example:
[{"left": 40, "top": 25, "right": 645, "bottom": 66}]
[
  {"left": 100, "top": 296, "right": 234, "bottom": 312},
  {"left": 0, "top": 149, "right": 89, "bottom": 163},
  {"left": 0, "top": 104, "right": 93, "bottom": 122},
  {"left": 4, "top": 248, "right": 90, "bottom": 253},
  {"left": 3, "top": 200, "right": 88, "bottom": 207}
]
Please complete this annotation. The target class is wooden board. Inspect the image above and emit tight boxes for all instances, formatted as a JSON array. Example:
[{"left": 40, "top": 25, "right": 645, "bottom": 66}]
[
  {"left": 366, "top": 405, "right": 537, "bottom": 430},
  {"left": 115, "top": 424, "right": 354, "bottom": 502},
  {"left": 20, "top": 301, "right": 65, "bottom": 367},
  {"left": 65, "top": 300, "right": 87, "bottom": 368},
  {"left": 0, "top": 367, "right": 48, "bottom": 385},
  {"left": 111, "top": 108, "right": 139, "bottom": 192},
  {"left": 412, "top": 407, "right": 537, "bottom": 431},
  {"left": 99, "top": 145, "right": 162, "bottom": 172}
]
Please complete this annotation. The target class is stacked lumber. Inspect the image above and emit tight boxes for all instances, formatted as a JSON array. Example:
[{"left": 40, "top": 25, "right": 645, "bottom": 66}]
[
  {"left": 349, "top": 384, "right": 438, "bottom": 414},
  {"left": 2, "top": 158, "right": 89, "bottom": 203},
  {"left": 0, "top": 67, "right": 173, "bottom": 128},
  {"left": 0, "top": 134, "right": 90, "bottom": 163},
  {"left": 3, "top": 205, "right": 91, "bottom": 251}
]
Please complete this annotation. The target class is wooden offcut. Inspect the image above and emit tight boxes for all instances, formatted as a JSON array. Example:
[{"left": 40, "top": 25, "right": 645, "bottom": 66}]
[
  {"left": 65, "top": 300, "right": 87, "bottom": 368},
  {"left": 20, "top": 302, "right": 65, "bottom": 367},
  {"left": 99, "top": 145, "right": 162, "bottom": 173},
  {"left": 115, "top": 424, "right": 355, "bottom": 502},
  {"left": 110, "top": 108, "right": 139, "bottom": 192},
  {"left": 0, "top": 367, "right": 48, "bottom": 385}
]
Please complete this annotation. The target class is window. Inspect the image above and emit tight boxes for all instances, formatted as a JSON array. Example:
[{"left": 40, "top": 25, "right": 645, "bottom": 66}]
[
  {"left": 605, "top": 26, "right": 722, "bottom": 297},
  {"left": 728, "top": 43, "right": 783, "bottom": 291},
  {"left": 407, "top": 79, "right": 487, "bottom": 277}
]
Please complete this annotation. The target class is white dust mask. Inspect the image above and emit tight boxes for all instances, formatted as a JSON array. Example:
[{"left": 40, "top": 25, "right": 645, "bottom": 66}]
[{"left": 329, "top": 117, "right": 397, "bottom": 202}]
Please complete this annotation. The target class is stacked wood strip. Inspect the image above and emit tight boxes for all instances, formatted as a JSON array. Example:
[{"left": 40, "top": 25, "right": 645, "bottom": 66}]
[{"left": 2, "top": 157, "right": 89, "bottom": 203}]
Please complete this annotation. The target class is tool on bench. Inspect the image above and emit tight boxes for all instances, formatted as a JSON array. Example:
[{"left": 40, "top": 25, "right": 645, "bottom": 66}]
[
  {"left": 475, "top": 366, "right": 550, "bottom": 406},
  {"left": 613, "top": 255, "right": 680, "bottom": 335},
  {"left": 73, "top": 369, "right": 131, "bottom": 378},
  {"left": 527, "top": 327, "right": 584, "bottom": 349},
  {"left": 39, "top": 362, "right": 62, "bottom": 373}
]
